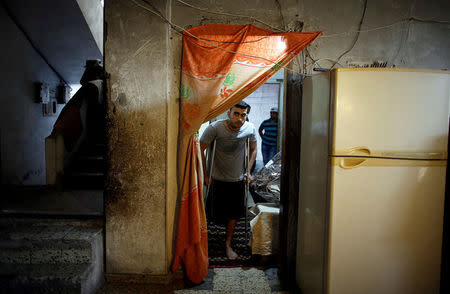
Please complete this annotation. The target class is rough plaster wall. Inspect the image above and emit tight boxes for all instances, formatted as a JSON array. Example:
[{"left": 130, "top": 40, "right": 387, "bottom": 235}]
[
  {"left": 105, "top": 0, "right": 449, "bottom": 277},
  {"left": 76, "top": 0, "right": 104, "bottom": 54},
  {"left": 0, "top": 6, "right": 62, "bottom": 185},
  {"left": 282, "top": 0, "right": 450, "bottom": 70},
  {"left": 105, "top": 0, "right": 168, "bottom": 275},
  {"left": 172, "top": 0, "right": 449, "bottom": 72}
]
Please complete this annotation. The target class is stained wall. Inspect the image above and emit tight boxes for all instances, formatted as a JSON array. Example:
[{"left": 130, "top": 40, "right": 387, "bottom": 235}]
[
  {"left": 104, "top": 0, "right": 169, "bottom": 275},
  {"left": 105, "top": 0, "right": 449, "bottom": 276}
]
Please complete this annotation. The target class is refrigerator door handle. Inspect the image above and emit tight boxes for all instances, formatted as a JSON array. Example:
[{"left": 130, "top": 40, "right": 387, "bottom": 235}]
[
  {"left": 333, "top": 146, "right": 371, "bottom": 157},
  {"left": 339, "top": 157, "right": 367, "bottom": 169},
  {"left": 347, "top": 146, "right": 371, "bottom": 156}
]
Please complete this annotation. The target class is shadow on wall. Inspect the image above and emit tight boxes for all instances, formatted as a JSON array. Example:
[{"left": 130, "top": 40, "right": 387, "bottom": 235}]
[{"left": 105, "top": 97, "right": 167, "bottom": 218}]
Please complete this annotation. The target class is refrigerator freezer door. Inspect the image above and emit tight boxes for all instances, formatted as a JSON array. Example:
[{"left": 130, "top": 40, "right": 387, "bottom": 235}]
[
  {"left": 327, "top": 158, "right": 446, "bottom": 294},
  {"left": 332, "top": 69, "right": 449, "bottom": 158}
]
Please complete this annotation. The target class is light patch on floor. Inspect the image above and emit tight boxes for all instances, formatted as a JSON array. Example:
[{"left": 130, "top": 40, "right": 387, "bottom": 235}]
[
  {"left": 98, "top": 266, "right": 289, "bottom": 293},
  {"left": 175, "top": 267, "right": 288, "bottom": 293}
]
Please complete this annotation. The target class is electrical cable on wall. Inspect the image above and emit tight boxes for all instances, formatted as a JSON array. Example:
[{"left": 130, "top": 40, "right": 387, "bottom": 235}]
[
  {"left": 175, "top": 0, "right": 449, "bottom": 38},
  {"left": 329, "top": 0, "right": 368, "bottom": 69},
  {"left": 274, "top": 0, "right": 286, "bottom": 30},
  {"left": 131, "top": 0, "right": 290, "bottom": 68},
  {"left": 143, "top": 0, "right": 276, "bottom": 45},
  {"left": 175, "top": 0, "right": 284, "bottom": 32},
  {"left": 391, "top": 4, "right": 414, "bottom": 66},
  {"left": 1, "top": 0, "right": 71, "bottom": 89},
  {"left": 133, "top": 0, "right": 317, "bottom": 74},
  {"left": 132, "top": 0, "right": 449, "bottom": 73}
]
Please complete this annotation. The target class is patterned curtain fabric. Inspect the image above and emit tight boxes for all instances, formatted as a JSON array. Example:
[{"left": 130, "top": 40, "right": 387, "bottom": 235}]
[{"left": 172, "top": 24, "right": 321, "bottom": 283}]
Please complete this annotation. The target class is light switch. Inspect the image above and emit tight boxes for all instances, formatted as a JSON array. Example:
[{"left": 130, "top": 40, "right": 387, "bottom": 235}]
[
  {"left": 36, "top": 82, "right": 50, "bottom": 103},
  {"left": 57, "top": 84, "right": 71, "bottom": 104}
]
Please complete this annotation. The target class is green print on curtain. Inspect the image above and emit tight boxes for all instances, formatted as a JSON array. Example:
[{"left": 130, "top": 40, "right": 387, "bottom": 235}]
[
  {"left": 181, "top": 83, "right": 191, "bottom": 99},
  {"left": 172, "top": 24, "right": 321, "bottom": 284}
]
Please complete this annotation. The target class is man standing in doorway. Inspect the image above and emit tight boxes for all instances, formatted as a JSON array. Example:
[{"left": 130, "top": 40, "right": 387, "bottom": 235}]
[
  {"left": 259, "top": 107, "right": 278, "bottom": 165},
  {"left": 200, "top": 101, "right": 257, "bottom": 260}
]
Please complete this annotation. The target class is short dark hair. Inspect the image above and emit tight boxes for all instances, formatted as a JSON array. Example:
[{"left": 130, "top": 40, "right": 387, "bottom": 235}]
[{"left": 231, "top": 101, "right": 251, "bottom": 114}]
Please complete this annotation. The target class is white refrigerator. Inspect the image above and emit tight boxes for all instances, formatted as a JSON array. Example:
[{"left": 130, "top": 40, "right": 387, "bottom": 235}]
[{"left": 296, "top": 68, "right": 449, "bottom": 294}]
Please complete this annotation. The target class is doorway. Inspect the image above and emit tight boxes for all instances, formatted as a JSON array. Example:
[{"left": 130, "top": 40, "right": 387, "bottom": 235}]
[{"left": 199, "top": 70, "right": 286, "bottom": 268}]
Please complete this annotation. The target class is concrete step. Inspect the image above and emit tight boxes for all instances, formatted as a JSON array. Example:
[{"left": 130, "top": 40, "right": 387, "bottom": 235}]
[
  {"left": 0, "top": 263, "right": 98, "bottom": 294},
  {"left": 68, "top": 155, "right": 106, "bottom": 173},
  {"left": 0, "top": 189, "right": 103, "bottom": 217},
  {"left": 0, "top": 218, "right": 104, "bottom": 293},
  {"left": 77, "top": 142, "right": 105, "bottom": 157},
  {"left": 63, "top": 172, "right": 105, "bottom": 190},
  {"left": 0, "top": 218, "right": 103, "bottom": 227},
  {"left": 0, "top": 226, "right": 101, "bottom": 264}
]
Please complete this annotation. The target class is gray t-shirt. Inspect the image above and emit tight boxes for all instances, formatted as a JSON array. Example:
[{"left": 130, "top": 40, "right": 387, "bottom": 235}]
[{"left": 200, "top": 119, "right": 257, "bottom": 182}]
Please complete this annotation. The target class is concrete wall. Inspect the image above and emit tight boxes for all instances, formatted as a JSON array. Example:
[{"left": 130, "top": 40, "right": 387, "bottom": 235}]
[
  {"left": 0, "top": 5, "right": 62, "bottom": 185},
  {"left": 296, "top": 0, "right": 450, "bottom": 71},
  {"left": 104, "top": 0, "right": 171, "bottom": 276},
  {"left": 76, "top": 0, "right": 104, "bottom": 54},
  {"left": 104, "top": 0, "right": 449, "bottom": 277}
]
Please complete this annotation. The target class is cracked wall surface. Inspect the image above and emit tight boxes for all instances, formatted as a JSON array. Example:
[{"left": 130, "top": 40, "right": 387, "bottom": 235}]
[
  {"left": 105, "top": 0, "right": 168, "bottom": 275},
  {"left": 105, "top": 0, "right": 449, "bottom": 276}
]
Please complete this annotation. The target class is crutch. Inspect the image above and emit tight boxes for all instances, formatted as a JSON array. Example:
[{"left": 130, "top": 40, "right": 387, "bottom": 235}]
[
  {"left": 204, "top": 139, "right": 216, "bottom": 205},
  {"left": 244, "top": 137, "right": 250, "bottom": 242}
]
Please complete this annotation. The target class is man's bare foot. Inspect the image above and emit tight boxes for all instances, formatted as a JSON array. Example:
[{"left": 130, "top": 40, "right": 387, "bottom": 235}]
[{"left": 226, "top": 246, "right": 238, "bottom": 260}]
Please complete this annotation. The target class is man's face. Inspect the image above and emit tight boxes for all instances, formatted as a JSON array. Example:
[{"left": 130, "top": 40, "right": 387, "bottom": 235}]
[
  {"left": 227, "top": 107, "right": 248, "bottom": 129},
  {"left": 270, "top": 111, "right": 278, "bottom": 120}
]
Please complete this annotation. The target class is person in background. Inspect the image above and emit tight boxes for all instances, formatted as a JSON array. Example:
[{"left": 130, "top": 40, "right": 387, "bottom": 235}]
[
  {"left": 52, "top": 60, "right": 105, "bottom": 151},
  {"left": 200, "top": 101, "right": 257, "bottom": 260},
  {"left": 259, "top": 107, "right": 278, "bottom": 165}
]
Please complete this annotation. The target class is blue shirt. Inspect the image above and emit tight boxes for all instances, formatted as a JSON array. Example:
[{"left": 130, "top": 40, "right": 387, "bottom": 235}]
[{"left": 259, "top": 119, "right": 277, "bottom": 146}]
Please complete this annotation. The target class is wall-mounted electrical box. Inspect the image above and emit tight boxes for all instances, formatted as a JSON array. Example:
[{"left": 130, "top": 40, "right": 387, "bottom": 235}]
[
  {"left": 42, "top": 98, "right": 58, "bottom": 117},
  {"left": 35, "top": 82, "right": 50, "bottom": 103},
  {"left": 57, "top": 84, "right": 71, "bottom": 104}
]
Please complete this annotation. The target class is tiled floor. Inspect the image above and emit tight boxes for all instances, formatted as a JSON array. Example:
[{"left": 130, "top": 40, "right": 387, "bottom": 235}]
[
  {"left": 175, "top": 267, "right": 287, "bottom": 293},
  {"left": 98, "top": 266, "right": 290, "bottom": 294}
]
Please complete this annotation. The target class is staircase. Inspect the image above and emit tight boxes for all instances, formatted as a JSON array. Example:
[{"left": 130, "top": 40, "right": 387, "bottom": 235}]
[
  {"left": 0, "top": 218, "right": 104, "bottom": 293},
  {"left": 63, "top": 140, "right": 106, "bottom": 190}
]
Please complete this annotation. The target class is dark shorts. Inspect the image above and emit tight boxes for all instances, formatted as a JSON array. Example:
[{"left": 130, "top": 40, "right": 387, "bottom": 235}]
[{"left": 206, "top": 179, "right": 246, "bottom": 224}]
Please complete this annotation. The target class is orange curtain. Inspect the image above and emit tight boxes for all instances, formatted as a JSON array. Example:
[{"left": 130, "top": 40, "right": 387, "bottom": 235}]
[{"left": 171, "top": 24, "right": 321, "bottom": 283}]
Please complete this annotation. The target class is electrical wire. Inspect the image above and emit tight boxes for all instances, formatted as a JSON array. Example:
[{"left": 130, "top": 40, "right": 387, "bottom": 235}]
[
  {"left": 175, "top": 0, "right": 284, "bottom": 32},
  {"left": 139, "top": 0, "right": 275, "bottom": 44},
  {"left": 176, "top": 0, "right": 449, "bottom": 39},
  {"left": 274, "top": 0, "right": 286, "bottom": 30},
  {"left": 330, "top": 0, "right": 368, "bottom": 69},
  {"left": 132, "top": 0, "right": 449, "bottom": 74},
  {"left": 130, "top": 0, "right": 287, "bottom": 67},
  {"left": 313, "top": 58, "right": 344, "bottom": 68},
  {"left": 391, "top": 9, "right": 413, "bottom": 65}
]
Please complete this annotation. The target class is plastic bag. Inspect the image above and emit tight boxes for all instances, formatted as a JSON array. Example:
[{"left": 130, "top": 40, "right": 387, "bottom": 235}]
[{"left": 250, "top": 152, "right": 281, "bottom": 204}]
